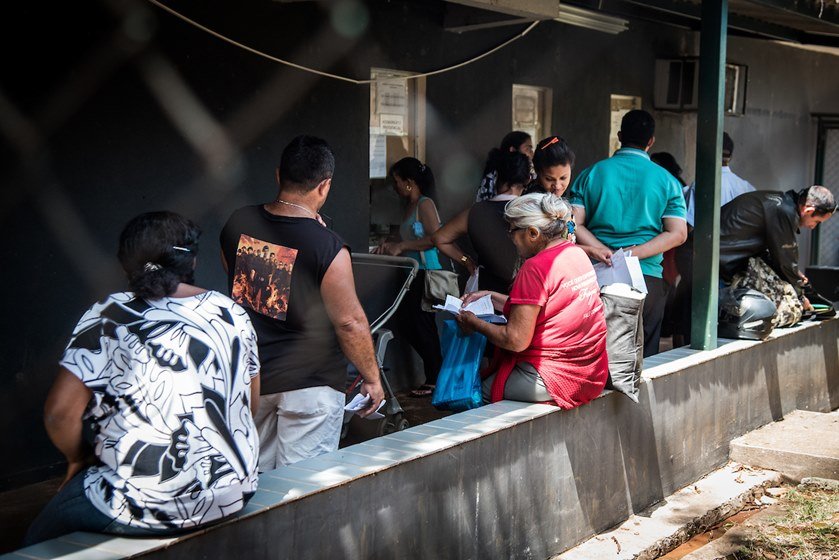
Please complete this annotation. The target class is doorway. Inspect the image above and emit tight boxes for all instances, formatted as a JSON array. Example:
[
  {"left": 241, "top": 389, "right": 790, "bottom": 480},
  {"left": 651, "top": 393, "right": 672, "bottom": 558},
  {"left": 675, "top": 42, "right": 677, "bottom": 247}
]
[
  {"left": 609, "top": 95, "right": 642, "bottom": 155},
  {"left": 813, "top": 115, "right": 839, "bottom": 266},
  {"left": 512, "top": 84, "right": 552, "bottom": 143},
  {"left": 368, "top": 68, "right": 426, "bottom": 249}
]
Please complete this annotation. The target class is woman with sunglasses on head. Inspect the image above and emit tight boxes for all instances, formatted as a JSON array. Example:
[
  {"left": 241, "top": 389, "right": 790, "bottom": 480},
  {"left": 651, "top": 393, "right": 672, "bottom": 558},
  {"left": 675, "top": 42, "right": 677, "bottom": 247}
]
[
  {"left": 25, "top": 211, "right": 260, "bottom": 546},
  {"left": 373, "top": 157, "right": 445, "bottom": 397},
  {"left": 456, "top": 194, "right": 608, "bottom": 408},
  {"left": 433, "top": 151, "right": 531, "bottom": 294},
  {"left": 476, "top": 131, "right": 535, "bottom": 202}
]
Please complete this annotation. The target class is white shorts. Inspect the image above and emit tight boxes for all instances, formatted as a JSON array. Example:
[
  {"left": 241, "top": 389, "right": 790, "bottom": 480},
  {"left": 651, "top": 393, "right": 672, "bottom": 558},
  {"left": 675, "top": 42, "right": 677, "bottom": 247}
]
[{"left": 253, "top": 386, "right": 345, "bottom": 471}]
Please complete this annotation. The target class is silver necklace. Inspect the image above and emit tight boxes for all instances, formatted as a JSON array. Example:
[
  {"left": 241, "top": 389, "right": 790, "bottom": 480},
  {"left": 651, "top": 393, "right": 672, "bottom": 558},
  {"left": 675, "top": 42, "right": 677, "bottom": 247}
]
[{"left": 274, "top": 198, "right": 316, "bottom": 218}]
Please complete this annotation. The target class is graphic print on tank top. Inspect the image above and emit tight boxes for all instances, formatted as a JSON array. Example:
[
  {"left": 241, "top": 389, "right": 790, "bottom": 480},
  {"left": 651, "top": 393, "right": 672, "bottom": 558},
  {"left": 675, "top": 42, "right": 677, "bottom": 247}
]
[{"left": 232, "top": 234, "right": 298, "bottom": 320}]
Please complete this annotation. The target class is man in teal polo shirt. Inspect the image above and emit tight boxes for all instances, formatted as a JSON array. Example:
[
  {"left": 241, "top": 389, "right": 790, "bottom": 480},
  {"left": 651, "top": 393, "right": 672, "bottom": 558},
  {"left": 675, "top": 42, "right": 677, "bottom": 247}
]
[{"left": 570, "top": 109, "right": 687, "bottom": 357}]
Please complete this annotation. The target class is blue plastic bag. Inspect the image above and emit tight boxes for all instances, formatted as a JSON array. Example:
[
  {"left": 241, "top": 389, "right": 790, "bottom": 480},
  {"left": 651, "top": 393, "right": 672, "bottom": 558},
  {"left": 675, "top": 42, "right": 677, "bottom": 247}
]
[{"left": 431, "top": 319, "right": 487, "bottom": 412}]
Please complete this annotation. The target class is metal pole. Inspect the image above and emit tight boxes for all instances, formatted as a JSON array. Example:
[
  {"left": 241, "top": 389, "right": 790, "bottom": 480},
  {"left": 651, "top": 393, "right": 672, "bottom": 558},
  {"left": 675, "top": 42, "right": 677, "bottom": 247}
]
[
  {"left": 810, "top": 119, "right": 826, "bottom": 266},
  {"left": 691, "top": 0, "right": 727, "bottom": 350}
]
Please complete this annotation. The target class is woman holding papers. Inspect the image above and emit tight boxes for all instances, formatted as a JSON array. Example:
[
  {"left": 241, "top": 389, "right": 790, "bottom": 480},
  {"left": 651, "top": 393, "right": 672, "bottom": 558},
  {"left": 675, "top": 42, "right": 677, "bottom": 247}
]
[
  {"left": 456, "top": 194, "right": 609, "bottom": 408},
  {"left": 373, "top": 157, "right": 444, "bottom": 397},
  {"left": 433, "top": 151, "right": 531, "bottom": 293}
]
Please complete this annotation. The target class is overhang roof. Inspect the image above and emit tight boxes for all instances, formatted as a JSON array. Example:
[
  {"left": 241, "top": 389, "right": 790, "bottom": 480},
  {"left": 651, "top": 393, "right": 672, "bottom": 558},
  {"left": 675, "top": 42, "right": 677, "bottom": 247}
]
[{"left": 444, "top": 0, "right": 839, "bottom": 47}]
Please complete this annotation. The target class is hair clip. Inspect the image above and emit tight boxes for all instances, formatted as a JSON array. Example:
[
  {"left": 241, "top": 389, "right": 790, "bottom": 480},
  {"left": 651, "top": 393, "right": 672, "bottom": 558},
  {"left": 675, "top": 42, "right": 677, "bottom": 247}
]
[
  {"left": 172, "top": 246, "right": 191, "bottom": 252},
  {"left": 540, "top": 137, "right": 559, "bottom": 150},
  {"left": 144, "top": 262, "right": 162, "bottom": 272},
  {"left": 567, "top": 220, "right": 576, "bottom": 234}
]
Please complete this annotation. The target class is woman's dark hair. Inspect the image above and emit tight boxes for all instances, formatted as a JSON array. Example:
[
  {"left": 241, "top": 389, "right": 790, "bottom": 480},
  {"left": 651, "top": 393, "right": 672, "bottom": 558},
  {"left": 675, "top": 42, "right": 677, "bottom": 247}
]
[
  {"left": 118, "top": 211, "right": 201, "bottom": 300},
  {"left": 532, "top": 136, "right": 575, "bottom": 174},
  {"left": 390, "top": 157, "right": 437, "bottom": 203},
  {"left": 496, "top": 151, "right": 531, "bottom": 189},
  {"left": 651, "top": 152, "right": 686, "bottom": 186},
  {"left": 482, "top": 131, "right": 532, "bottom": 176}
]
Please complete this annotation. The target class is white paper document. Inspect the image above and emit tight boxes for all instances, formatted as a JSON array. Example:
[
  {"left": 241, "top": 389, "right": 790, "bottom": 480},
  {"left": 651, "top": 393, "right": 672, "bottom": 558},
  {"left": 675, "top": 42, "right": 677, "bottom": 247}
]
[
  {"left": 343, "top": 393, "right": 386, "bottom": 422},
  {"left": 433, "top": 294, "right": 507, "bottom": 324},
  {"left": 464, "top": 267, "right": 480, "bottom": 295},
  {"left": 592, "top": 248, "right": 647, "bottom": 293}
]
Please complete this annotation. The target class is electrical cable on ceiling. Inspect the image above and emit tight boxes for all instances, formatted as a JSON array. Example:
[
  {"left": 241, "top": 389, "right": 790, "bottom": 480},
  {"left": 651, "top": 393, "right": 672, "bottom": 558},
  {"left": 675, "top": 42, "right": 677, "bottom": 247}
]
[{"left": 145, "top": 0, "right": 540, "bottom": 84}]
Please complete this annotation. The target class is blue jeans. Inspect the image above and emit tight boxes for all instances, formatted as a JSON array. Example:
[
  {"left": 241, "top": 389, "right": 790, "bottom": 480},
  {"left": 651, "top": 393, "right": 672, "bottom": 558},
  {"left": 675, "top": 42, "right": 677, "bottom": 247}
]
[{"left": 23, "top": 471, "right": 191, "bottom": 546}]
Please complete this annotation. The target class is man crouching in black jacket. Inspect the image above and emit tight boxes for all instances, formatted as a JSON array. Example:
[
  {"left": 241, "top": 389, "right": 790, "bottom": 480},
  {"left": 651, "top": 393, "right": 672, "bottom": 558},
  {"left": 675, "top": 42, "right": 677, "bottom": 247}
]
[{"left": 718, "top": 185, "right": 836, "bottom": 327}]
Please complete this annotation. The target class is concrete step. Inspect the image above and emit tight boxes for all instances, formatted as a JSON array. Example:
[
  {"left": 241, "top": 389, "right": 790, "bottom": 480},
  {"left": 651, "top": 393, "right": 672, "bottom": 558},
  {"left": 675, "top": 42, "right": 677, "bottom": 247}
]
[
  {"left": 729, "top": 409, "right": 839, "bottom": 482},
  {"left": 553, "top": 463, "right": 782, "bottom": 560}
]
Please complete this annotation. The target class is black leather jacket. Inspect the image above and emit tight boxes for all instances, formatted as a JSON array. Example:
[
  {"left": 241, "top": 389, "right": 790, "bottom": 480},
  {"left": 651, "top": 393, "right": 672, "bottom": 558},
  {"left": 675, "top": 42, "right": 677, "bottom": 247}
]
[{"left": 719, "top": 189, "right": 802, "bottom": 293}]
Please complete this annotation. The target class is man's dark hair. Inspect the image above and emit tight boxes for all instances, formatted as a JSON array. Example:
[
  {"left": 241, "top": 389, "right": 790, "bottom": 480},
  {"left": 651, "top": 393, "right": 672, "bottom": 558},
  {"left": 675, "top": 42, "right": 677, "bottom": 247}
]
[
  {"left": 722, "top": 132, "right": 734, "bottom": 158},
  {"left": 533, "top": 136, "right": 575, "bottom": 173},
  {"left": 620, "top": 110, "right": 655, "bottom": 148},
  {"left": 278, "top": 135, "right": 335, "bottom": 192},
  {"left": 802, "top": 185, "right": 837, "bottom": 216},
  {"left": 118, "top": 211, "right": 200, "bottom": 300}
]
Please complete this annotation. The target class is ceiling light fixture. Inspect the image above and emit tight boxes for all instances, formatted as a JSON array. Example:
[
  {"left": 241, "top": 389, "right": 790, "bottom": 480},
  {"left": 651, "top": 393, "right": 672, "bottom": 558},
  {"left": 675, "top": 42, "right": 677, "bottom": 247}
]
[{"left": 555, "top": 4, "right": 629, "bottom": 34}]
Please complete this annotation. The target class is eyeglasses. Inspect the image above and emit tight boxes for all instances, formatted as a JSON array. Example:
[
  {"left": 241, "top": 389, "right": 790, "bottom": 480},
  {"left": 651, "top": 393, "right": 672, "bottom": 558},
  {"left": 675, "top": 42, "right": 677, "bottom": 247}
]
[{"left": 506, "top": 225, "right": 523, "bottom": 236}]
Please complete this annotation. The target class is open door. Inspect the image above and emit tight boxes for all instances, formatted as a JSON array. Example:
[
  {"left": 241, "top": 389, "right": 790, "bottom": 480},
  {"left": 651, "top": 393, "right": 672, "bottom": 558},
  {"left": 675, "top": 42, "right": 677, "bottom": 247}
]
[{"left": 368, "top": 68, "right": 426, "bottom": 250}]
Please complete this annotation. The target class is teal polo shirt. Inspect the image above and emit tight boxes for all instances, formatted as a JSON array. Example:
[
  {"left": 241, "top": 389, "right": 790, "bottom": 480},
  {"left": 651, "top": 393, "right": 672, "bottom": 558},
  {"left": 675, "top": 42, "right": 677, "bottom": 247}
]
[{"left": 569, "top": 148, "right": 686, "bottom": 278}]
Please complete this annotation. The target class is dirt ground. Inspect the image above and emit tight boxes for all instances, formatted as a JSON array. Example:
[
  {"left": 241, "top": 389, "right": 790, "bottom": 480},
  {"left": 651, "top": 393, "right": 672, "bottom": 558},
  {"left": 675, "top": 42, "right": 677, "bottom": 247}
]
[{"left": 660, "top": 480, "right": 839, "bottom": 560}]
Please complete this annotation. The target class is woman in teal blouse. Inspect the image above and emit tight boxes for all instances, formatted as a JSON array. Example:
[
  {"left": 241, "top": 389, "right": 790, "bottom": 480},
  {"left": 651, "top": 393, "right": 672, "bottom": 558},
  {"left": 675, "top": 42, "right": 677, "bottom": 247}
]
[{"left": 373, "top": 157, "right": 445, "bottom": 397}]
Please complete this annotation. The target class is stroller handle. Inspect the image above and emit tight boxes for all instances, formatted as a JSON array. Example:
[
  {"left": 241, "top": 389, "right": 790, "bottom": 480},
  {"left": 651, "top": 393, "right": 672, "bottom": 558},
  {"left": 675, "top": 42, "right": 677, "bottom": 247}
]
[{"left": 351, "top": 253, "right": 419, "bottom": 333}]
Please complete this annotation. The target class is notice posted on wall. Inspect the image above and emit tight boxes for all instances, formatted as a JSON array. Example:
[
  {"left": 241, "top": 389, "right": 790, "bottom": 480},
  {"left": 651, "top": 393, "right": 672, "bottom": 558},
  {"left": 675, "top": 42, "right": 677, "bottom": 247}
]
[
  {"left": 380, "top": 114, "right": 405, "bottom": 136},
  {"left": 369, "top": 134, "right": 387, "bottom": 178}
]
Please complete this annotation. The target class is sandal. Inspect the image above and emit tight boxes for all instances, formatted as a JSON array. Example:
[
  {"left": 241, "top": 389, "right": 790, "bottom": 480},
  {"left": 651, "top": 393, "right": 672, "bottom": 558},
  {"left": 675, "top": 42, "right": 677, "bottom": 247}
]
[{"left": 409, "top": 384, "right": 436, "bottom": 398}]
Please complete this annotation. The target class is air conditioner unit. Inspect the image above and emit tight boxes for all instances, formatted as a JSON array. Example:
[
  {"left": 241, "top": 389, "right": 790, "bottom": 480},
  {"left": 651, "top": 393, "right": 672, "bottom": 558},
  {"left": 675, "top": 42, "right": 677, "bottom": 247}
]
[
  {"left": 654, "top": 58, "right": 699, "bottom": 111},
  {"left": 654, "top": 58, "right": 748, "bottom": 115}
]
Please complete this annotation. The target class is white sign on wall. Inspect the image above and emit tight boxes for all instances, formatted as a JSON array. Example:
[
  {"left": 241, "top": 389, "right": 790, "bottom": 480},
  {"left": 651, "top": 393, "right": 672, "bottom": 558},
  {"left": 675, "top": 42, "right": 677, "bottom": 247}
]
[
  {"left": 369, "top": 134, "right": 387, "bottom": 178},
  {"left": 380, "top": 114, "right": 405, "bottom": 136}
]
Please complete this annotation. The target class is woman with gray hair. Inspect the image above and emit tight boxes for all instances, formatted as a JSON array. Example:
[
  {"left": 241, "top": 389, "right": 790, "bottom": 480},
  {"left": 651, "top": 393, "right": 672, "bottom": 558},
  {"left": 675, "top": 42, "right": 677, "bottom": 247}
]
[{"left": 457, "top": 194, "right": 608, "bottom": 408}]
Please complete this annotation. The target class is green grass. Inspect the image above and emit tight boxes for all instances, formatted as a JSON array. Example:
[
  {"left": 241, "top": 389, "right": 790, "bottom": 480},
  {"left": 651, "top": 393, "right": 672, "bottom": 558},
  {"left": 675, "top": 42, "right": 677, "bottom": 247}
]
[{"left": 730, "top": 487, "right": 839, "bottom": 560}]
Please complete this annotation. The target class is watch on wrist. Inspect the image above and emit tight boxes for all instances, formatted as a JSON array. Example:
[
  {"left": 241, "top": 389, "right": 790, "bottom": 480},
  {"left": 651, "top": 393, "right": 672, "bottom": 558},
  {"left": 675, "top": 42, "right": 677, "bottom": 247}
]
[{"left": 460, "top": 255, "right": 470, "bottom": 265}]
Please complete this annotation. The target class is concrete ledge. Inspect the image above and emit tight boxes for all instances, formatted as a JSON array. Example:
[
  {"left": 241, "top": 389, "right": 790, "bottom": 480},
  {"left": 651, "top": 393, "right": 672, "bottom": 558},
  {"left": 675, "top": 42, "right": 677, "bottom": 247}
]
[{"left": 5, "top": 319, "right": 838, "bottom": 560}]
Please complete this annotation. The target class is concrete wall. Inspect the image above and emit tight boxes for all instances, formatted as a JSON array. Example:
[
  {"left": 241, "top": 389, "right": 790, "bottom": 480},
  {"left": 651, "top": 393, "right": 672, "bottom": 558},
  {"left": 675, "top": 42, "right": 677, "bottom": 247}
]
[
  {"left": 647, "top": 37, "right": 839, "bottom": 261},
  {"left": 12, "top": 319, "right": 832, "bottom": 560},
  {"left": 157, "top": 321, "right": 837, "bottom": 560},
  {"left": 2, "top": 0, "right": 838, "bottom": 487}
]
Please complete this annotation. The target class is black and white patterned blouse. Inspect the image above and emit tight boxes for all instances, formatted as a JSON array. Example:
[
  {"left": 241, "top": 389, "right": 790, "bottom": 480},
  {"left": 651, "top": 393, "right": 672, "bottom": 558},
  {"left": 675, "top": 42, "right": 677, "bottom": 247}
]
[{"left": 60, "top": 291, "right": 260, "bottom": 530}]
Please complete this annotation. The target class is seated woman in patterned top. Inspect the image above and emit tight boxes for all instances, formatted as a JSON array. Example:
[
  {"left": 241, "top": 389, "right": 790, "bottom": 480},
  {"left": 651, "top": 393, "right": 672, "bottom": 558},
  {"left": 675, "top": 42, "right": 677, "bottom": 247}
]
[{"left": 25, "top": 212, "right": 260, "bottom": 545}]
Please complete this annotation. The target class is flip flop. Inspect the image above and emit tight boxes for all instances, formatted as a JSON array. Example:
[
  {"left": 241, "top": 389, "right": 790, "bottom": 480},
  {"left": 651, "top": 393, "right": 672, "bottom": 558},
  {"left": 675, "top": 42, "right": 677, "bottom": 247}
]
[{"left": 410, "top": 384, "right": 436, "bottom": 398}]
